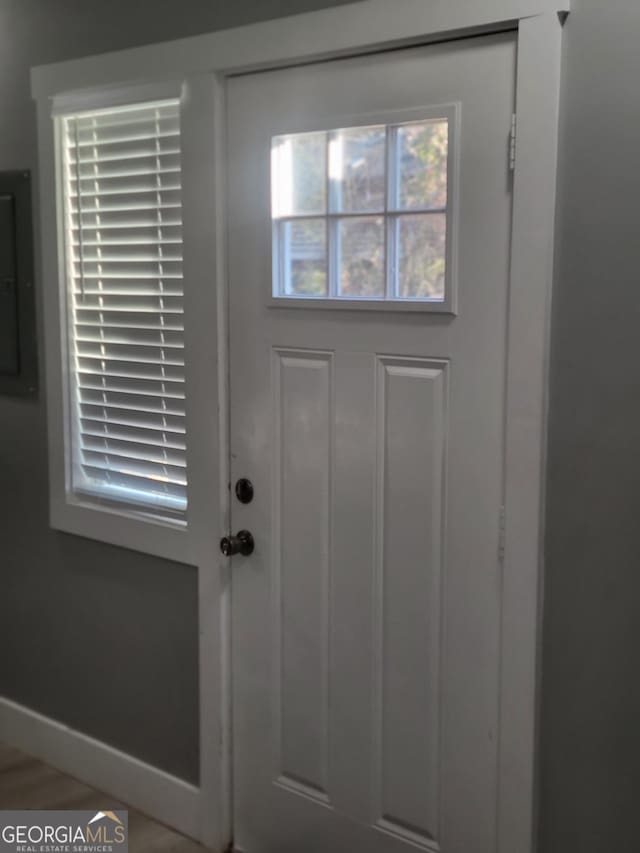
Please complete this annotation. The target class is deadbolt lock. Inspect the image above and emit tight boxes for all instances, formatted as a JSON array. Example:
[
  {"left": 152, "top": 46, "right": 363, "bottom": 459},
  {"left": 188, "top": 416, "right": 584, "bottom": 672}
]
[{"left": 235, "top": 478, "right": 254, "bottom": 504}]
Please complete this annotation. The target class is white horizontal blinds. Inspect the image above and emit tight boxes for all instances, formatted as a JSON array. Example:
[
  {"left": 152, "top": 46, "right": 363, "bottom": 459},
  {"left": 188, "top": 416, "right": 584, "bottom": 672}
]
[{"left": 62, "top": 100, "right": 187, "bottom": 514}]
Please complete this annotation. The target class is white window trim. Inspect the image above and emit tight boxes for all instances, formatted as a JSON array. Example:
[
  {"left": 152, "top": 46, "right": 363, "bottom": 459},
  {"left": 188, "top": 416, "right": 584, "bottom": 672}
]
[
  {"left": 51, "top": 79, "right": 184, "bottom": 116},
  {"left": 32, "top": 1, "right": 568, "bottom": 850}
]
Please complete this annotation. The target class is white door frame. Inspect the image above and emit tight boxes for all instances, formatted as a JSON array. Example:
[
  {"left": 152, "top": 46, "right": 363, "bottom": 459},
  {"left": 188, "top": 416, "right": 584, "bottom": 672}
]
[{"left": 32, "top": 2, "right": 567, "bottom": 850}]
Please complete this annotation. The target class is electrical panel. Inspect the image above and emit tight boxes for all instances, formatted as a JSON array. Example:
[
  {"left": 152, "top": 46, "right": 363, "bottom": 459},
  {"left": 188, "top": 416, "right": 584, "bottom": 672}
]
[{"left": 0, "top": 171, "right": 36, "bottom": 396}]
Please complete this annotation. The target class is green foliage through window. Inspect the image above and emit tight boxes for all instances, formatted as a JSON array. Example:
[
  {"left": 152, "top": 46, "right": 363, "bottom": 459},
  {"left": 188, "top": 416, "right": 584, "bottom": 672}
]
[{"left": 272, "top": 118, "right": 449, "bottom": 301}]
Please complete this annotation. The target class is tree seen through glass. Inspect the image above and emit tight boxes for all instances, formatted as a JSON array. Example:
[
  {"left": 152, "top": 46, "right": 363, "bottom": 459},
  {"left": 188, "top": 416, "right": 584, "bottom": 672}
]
[{"left": 273, "top": 118, "right": 448, "bottom": 300}]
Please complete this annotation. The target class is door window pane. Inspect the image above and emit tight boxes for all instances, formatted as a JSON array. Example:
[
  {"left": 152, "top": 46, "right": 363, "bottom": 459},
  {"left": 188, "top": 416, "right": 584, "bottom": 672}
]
[
  {"left": 271, "top": 113, "right": 452, "bottom": 305},
  {"left": 330, "top": 126, "right": 386, "bottom": 213},
  {"left": 272, "top": 132, "right": 326, "bottom": 217},
  {"left": 279, "top": 219, "right": 327, "bottom": 296},
  {"left": 397, "top": 213, "right": 446, "bottom": 300},
  {"left": 338, "top": 216, "right": 385, "bottom": 298},
  {"left": 397, "top": 121, "right": 448, "bottom": 210}
]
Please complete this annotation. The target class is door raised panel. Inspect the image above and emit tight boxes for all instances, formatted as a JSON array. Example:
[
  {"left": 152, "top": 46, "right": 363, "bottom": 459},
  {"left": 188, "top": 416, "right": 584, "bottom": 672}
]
[
  {"left": 272, "top": 349, "right": 333, "bottom": 800},
  {"left": 375, "top": 357, "right": 447, "bottom": 850}
]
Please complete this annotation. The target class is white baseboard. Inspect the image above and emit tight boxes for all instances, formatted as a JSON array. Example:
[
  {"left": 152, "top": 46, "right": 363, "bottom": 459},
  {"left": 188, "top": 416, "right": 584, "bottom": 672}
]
[{"left": 0, "top": 696, "right": 201, "bottom": 841}]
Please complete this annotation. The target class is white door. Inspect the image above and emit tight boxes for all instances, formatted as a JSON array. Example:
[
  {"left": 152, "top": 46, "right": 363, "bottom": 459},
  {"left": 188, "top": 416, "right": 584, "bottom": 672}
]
[{"left": 227, "top": 32, "right": 516, "bottom": 853}]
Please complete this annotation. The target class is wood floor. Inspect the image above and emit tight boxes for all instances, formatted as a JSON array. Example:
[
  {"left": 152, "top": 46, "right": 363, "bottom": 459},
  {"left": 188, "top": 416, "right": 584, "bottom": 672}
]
[{"left": 0, "top": 742, "right": 208, "bottom": 852}]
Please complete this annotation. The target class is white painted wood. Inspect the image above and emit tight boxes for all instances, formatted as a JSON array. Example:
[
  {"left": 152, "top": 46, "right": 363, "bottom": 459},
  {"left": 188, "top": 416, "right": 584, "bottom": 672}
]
[
  {"left": 271, "top": 350, "right": 333, "bottom": 798},
  {"left": 498, "top": 13, "right": 565, "bottom": 853},
  {"left": 30, "top": 0, "right": 568, "bottom": 100},
  {"left": 180, "top": 72, "right": 229, "bottom": 851},
  {"left": 374, "top": 357, "right": 447, "bottom": 843},
  {"left": 51, "top": 79, "right": 184, "bottom": 115},
  {"left": 0, "top": 696, "right": 200, "bottom": 840},
  {"left": 228, "top": 33, "right": 516, "bottom": 852},
  {"left": 31, "top": 3, "right": 567, "bottom": 851}
]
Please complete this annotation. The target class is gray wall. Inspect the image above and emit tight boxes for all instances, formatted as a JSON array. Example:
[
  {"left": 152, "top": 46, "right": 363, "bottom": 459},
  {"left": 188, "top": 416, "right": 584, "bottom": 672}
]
[
  {"left": 540, "top": 1, "right": 640, "bottom": 851},
  {"left": 0, "top": 0, "right": 353, "bottom": 785},
  {"left": 0, "top": 0, "right": 637, "bottom": 846}
]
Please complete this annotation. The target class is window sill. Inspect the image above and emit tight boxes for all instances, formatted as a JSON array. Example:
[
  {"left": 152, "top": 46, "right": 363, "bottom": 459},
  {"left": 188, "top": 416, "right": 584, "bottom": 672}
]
[
  {"left": 268, "top": 295, "right": 456, "bottom": 313},
  {"left": 51, "top": 494, "right": 193, "bottom": 564}
]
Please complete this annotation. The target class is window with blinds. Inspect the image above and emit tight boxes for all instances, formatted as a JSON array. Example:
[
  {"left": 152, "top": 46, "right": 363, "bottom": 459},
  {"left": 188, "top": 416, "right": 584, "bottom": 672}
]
[{"left": 61, "top": 99, "right": 187, "bottom": 517}]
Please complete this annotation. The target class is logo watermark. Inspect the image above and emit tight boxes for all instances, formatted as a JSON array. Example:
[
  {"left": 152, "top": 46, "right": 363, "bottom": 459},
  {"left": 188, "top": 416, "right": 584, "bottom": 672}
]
[{"left": 0, "top": 811, "right": 128, "bottom": 853}]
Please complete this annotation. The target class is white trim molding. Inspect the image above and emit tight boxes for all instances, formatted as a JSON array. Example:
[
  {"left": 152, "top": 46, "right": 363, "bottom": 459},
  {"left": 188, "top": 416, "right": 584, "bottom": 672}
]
[
  {"left": 31, "top": 0, "right": 567, "bottom": 98},
  {"left": 31, "top": 1, "right": 569, "bottom": 851},
  {"left": 0, "top": 697, "right": 200, "bottom": 839},
  {"left": 500, "top": 13, "right": 564, "bottom": 853}
]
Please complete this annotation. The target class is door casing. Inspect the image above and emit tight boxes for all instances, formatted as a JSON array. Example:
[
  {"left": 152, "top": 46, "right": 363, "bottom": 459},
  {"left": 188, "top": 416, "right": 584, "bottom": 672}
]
[{"left": 32, "top": 1, "right": 568, "bottom": 849}]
